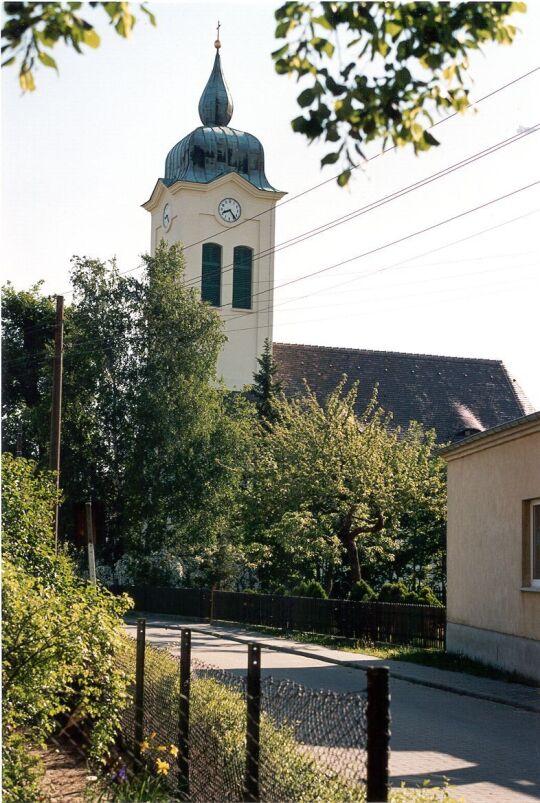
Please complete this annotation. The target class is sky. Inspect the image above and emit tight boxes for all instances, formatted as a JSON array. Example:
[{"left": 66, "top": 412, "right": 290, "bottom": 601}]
[{"left": 2, "top": 1, "right": 540, "bottom": 407}]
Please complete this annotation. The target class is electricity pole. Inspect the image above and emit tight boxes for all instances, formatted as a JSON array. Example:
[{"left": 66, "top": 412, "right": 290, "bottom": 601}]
[
  {"left": 85, "top": 501, "right": 97, "bottom": 586},
  {"left": 49, "top": 295, "right": 64, "bottom": 553}
]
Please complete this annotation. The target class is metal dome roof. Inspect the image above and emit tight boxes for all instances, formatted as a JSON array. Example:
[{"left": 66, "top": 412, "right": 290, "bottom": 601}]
[{"left": 164, "top": 125, "right": 276, "bottom": 191}]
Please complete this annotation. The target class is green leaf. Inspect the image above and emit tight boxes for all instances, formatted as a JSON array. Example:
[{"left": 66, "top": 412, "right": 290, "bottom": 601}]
[
  {"left": 311, "top": 15, "right": 332, "bottom": 31},
  {"left": 337, "top": 169, "right": 351, "bottom": 187},
  {"left": 395, "top": 67, "right": 411, "bottom": 88},
  {"left": 275, "top": 19, "right": 296, "bottom": 38},
  {"left": 19, "top": 69, "right": 35, "bottom": 92},
  {"left": 115, "top": 13, "right": 134, "bottom": 38},
  {"left": 320, "top": 40, "right": 334, "bottom": 58},
  {"left": 140, "top": 5, "right": 157, "bottom": 26},
  {"left": 271, "top": 44, "right": 289, "bottom": 60},
  {"left": 321, "top": 151, "right": 340, "bottom": 166},
  {"left": 82, "top": 28, "right": 100, "bottom": 48},
  {"left": 297, "top": 87, "right": 316, "bottom": 107},
  {"left": 386, "top": 21, "right": 402, "bottom": 38},
  {"left": 422, "top": 130, "right": 440, "bottom": 147},
  {"left": 38, "top": 51, "right": 58, "bottom": 71}
]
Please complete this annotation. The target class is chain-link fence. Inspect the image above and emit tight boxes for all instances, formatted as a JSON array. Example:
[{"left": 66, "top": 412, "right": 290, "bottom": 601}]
[
  {"left": 114, "top": 620, "right": 390, "bottom": 803},
  {"left": 33, "top": 621, "right": 389, "bottom": 801}
]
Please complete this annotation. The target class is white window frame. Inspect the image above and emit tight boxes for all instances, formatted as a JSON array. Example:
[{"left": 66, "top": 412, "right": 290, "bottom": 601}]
[{"left": 531, "top": 498, "right": 540, "bottom": 589}]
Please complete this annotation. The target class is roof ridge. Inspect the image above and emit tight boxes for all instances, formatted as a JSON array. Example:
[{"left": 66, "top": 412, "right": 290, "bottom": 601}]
[{"left": 273, "top": 342, "right": 504, "bottom": 365}]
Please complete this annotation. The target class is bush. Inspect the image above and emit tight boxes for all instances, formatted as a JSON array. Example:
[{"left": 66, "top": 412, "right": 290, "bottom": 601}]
[
  {"left": 349, "top": 579, "right": 377, "bottom": 602},
  {"left": 292, "top": 579, "right": 328, "bottom": 599},
  {"left": 2, "top": 454, "right": 133, "bottom": 799},
  {"left": 378, "top": 581, "right": 442, "bottom": 606},
  {"left": 378, "top": 581, "right": 411, "bottom": 603},
  {"left": 114, "top": 548, "right": 185, "bottom": 588},
  {"left": 415, "top": 585, "right": 443, "bottom": 607}
]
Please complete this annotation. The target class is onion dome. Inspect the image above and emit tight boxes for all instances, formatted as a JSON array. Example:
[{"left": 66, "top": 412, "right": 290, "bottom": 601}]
[
  {"left": 198, "top": 49, "right": 233, "bottom": 126},
  {"left": 163, "top": 37, "right": 276, "bottom": 192}
]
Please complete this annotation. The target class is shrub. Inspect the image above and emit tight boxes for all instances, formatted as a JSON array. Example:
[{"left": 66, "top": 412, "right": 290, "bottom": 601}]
[
  {"left": 378, "top": 581, "right": 442, "bottom": 606},
  {"left": 292, "top": 579, "right": 328, "bottom": 599},
  {"left": 378, "top": 581, "right": 411, "bottom": 603},
  {"left": 415, "top": 585, "right": 443, "bottom": 607},
  {"left": 1, "top": 454, "right": 133, "bottom": 799},
  {"left": 114, "top": 548, "right": 185, "bottom": 588},
  {"left": 349, "top": 579, "right": 377, "bottom": 602}
]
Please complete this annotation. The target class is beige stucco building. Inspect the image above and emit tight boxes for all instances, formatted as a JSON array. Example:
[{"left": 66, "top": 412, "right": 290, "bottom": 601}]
[{"left": 443, "top": 412, "right": 540, "bottom": 682}]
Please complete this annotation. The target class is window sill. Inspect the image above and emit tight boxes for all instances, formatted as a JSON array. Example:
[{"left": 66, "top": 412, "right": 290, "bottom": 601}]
[{"left": 520, "top": 587, "right": 540, "bottom": 593}]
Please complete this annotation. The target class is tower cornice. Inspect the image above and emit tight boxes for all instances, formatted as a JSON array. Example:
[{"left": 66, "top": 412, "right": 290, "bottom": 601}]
[{"left": 142, "top": 173, "right": 286, "bottom": 212}]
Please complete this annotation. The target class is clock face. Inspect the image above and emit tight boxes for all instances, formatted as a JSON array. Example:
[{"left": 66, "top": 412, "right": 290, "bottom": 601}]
[
  {"left": 218, "top": 198, "right": 241, "bottom": 223},
  {"left": 162, "top": 203, "right": 172, "bottom": 232}
]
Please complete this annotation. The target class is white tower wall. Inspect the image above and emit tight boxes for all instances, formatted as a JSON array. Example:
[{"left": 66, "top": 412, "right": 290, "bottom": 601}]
[{"left": 143, "top": 173, "right": 284, "bottom": 389}]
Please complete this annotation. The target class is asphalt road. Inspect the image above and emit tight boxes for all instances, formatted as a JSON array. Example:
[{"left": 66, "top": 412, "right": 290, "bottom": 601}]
[{"left": 125, "top": 618, "right": 540, "bottom": 803}]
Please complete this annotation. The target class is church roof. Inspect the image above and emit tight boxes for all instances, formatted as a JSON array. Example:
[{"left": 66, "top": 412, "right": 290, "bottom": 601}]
[
  {"left": 163, "top": 43, "right": 277, "bottom": 192},
  {"left": 273, "top": 342, "right": 535, "bottom": 443}
]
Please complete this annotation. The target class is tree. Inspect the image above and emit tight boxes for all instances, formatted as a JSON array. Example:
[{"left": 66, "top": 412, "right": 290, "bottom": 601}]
[
  {"left": 2, "top": 243, "right": 254, "bottom": 586},
  {"left": 1, "top": 1, "right": 156, "bottom": 92},
  {"left": 273, "top": 1, "right": 526, "bottom": 185},
  {"left": 242, "top": 381, "right": 445, "bottom": 593},
  {"left": 121, "top": 241, "right": 254, "bottom": 586},
  {"left": 251, "top": 338, "right": 283, "bottom": 425},
  {"left": 1, "top": 283, "right": 56, "bottom": 459}
]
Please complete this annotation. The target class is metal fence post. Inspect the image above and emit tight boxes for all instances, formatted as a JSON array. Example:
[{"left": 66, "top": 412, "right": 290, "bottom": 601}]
[
  {"left": 244, "top": 643, "right": 261, "bottom": 802},
  {"left": 178, "top": 628, "right": 191, "bottom": 799},
  {"left": 366, "top": 666, "right": 390, "bottom": 803},
  {"left": 134, "top": 618, "right": 146, "bottom": 760}
]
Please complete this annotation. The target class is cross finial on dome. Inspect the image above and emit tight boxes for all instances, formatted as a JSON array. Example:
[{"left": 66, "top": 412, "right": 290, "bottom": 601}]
[{"left": 215, "top": 20, "right": 221, "bottom": 49}]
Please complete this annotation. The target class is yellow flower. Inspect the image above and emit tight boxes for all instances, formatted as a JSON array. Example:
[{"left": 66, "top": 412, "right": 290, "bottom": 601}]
[
  {"left": 156, "top": 745, "right": 167, "bottom": 752},
  {"left": 140, "top": 740, "right": 150, "bottom": 753},
  {"left": 156, "top": 758, "right": 169, "bottom": 775},
  {"left": 150, "top": 731, "right": 157, "bottom": 739},
  {"left": 169, "top": 745, "right": 179, "bottom": 758}
]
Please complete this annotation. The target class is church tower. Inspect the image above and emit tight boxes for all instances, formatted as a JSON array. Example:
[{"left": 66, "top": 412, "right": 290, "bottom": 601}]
[{"left": 143, "top": 32, "right": 285, "bottom": 389}]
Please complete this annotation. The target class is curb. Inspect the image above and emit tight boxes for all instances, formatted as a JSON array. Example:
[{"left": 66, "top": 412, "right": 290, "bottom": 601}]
[{"left": 125, "top": 614, "right": 540, "bottom": 715}]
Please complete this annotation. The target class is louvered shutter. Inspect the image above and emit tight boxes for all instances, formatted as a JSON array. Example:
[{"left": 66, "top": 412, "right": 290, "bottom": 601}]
[
  {"left": 232, "top": 246, "right": 252, "bottom": 309},
  {"left": 201, "top": 243, "right": 221, "bottom": 306}
]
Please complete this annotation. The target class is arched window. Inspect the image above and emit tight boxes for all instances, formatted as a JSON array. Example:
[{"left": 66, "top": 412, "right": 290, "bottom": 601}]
[
  {"left": 232, "top": 246, "right": 253, "bottom": 309},
  {"left": 201, "top": 243, "right": 221, "bottom": 306}
]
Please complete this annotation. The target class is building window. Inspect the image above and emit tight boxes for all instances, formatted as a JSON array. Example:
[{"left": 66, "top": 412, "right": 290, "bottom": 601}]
[
  {"left": 201, "top": 243, "right": 221, "bottom": 306},
  {"left": 532, "top": 499, "right": 540, "bottom": 588},
  {"left": 232, "top": 246, "right": 253, "bottom": 309}
]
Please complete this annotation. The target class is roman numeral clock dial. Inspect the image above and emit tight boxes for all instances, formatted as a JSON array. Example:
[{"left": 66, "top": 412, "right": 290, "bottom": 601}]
[{"left": 218, "top": 197, "right": 241, "bottom": 223}]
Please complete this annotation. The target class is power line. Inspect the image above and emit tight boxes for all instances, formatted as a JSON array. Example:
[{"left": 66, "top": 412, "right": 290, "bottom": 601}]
[
  {"left": 178, "top": 123, "right": 539, "bottom": 297},
  {"left": 271, "top": 208, "right": 540, "bottom": 311},
  {"left": 121, "top": 64, "right": 540, "bottom": 265},
  {"left": 225, "top": 276, "right": 539, "bottom": 335},
  {"left": 220, "top": 179, "right": 540, "bottom": 328},
  {"left": 20, "top": 123, "right": 539, "bottom": 331},
  {"left": 5, "top": 186, "right": 539, "bottom": 372},
  {"left": 274, "top": 262, "right": 540, "bottom": 313},
  {"left": 48, "top": 64, "right": 539, "bottom": 300}
]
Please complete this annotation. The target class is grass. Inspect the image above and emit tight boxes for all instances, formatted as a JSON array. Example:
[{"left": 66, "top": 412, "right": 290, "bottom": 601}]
[{"left": 242, "top": 624, "right": 539, "bottom": 687}]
